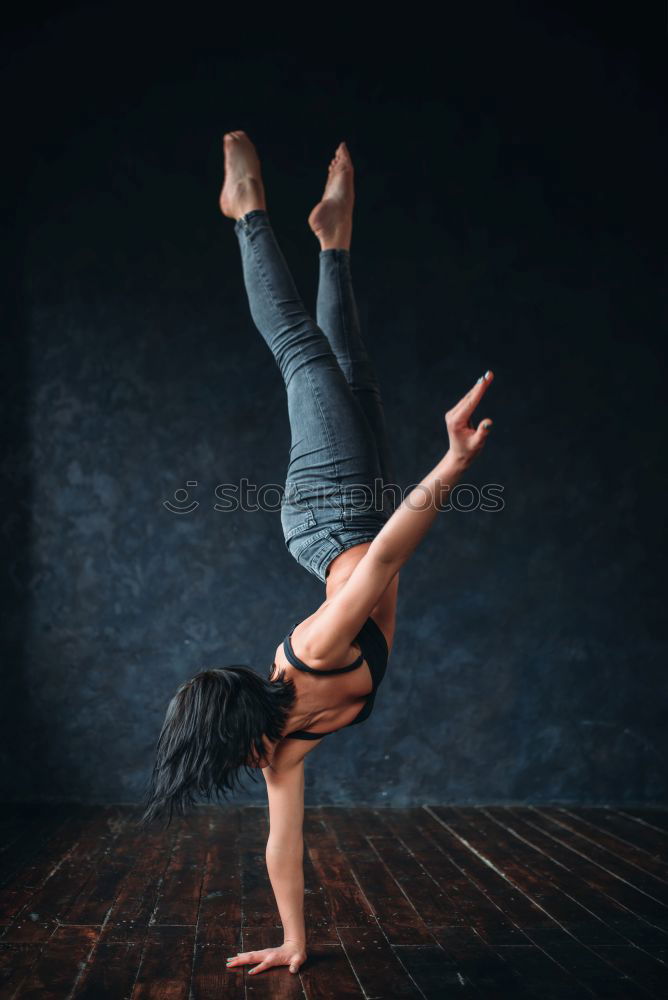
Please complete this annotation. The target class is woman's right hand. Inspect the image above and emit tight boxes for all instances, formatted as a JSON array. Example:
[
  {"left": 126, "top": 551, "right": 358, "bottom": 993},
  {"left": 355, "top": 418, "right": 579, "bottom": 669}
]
[
  {"left": 444, "top": 370, "right": 495, "bottom": 466},
  {"left": 226, "top": 940, "right": 307, "bottom": 976}
]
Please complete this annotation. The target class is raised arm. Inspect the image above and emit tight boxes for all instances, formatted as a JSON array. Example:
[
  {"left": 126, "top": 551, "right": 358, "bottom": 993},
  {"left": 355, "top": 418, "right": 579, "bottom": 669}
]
[
  {"left": 370, "top": 368, "right": 494, "bottom": 567},
  {"left": 298, "top": 370, "right": 495, "bottom": 665}
]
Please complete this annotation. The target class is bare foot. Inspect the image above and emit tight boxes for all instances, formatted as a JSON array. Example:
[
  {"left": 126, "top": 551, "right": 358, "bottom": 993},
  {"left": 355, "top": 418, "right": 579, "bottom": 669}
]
[
  {"left": 219, "top": 131, "right": 267, "bottom": 220},
  {"left": 308, "top": 141, "right": 354, "bottom": 250}
]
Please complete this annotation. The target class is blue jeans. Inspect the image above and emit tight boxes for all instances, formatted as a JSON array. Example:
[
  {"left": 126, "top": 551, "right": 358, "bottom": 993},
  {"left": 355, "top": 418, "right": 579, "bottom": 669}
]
[{"left": 233, "top": 209, "right": 397, "bottom": 583}]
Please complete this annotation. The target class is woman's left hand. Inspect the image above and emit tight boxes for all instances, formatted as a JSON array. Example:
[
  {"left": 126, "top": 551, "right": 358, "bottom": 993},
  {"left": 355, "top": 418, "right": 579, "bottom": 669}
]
[
  {"left": 226, "top": 941, "right": 307, "bottom": 976},
  {"left": 444, "top": 369, "right": 495, "bottom": 466}
]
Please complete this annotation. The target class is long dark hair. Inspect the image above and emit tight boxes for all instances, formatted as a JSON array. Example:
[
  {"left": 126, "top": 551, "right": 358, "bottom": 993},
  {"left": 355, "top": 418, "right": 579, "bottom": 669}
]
[{"left": 138, "top": 663, "right": 296, "bottom": 829}]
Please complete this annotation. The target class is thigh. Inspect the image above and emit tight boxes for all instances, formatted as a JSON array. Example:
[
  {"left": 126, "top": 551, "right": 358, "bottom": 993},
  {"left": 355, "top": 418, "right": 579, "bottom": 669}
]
[
  {"left": 280, "top": 347, "right": 391, "bottom": 581},
  {"left": 235, "top": 212, "right": 383, "bottom": 513},
  {"left": 316, "top": 249, "right": 396, "bottom": 504},
  {"left": 283, "top": 339, "right": 384, "bottom": 504}
]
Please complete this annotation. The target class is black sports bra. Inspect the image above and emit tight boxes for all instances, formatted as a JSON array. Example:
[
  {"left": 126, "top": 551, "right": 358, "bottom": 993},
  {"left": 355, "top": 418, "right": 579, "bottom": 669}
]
[{"left": 282, "top": 616, "right": 389, "bottom": 739}]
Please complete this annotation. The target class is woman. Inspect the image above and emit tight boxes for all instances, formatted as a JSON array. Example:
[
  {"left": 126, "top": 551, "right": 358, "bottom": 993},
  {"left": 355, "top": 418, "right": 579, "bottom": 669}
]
[{"left": 141, "top": 131, "right": 494, "bottom": 976}]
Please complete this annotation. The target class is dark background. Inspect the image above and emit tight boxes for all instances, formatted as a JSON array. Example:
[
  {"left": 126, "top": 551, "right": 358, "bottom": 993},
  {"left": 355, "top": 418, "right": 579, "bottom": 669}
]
[{"left": 1, "top": 2, "right": 665, "bottom": 806}]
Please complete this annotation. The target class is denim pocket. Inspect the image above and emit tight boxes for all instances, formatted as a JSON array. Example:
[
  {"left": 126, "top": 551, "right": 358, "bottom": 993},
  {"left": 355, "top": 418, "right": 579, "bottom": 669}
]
[
  {"left": 281, "top": 483, "right": 317, "bottom": 541},
  {"left": 288, "top": 525, "right": 332, "bottom": 559},
  {"left": 283, "top": 515, "right": 317, "bottom": 542}
]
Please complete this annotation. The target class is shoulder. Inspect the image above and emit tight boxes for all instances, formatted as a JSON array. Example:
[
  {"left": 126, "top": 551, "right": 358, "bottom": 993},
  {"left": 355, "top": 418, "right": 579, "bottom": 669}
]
[
  {"left": 290, "top": 609, "right": 359, "bottom": 670},
  {"left": 303, "top": 555, "right": 400, "bottom": 664},
  {"left": 267, "top": 734, "right": 323, "bottom": 775}
]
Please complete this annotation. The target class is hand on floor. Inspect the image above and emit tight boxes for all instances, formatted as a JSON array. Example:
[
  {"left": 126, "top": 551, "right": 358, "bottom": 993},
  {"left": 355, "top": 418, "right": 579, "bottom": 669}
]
[{"left": 226, "top": 941, "right": 307, "bottom": 975}]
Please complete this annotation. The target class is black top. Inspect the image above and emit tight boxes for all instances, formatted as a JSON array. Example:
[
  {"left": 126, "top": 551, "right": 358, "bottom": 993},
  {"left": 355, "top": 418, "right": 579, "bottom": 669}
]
[{"left": 282, "top": 616, "right": 389, "bottom": 739}]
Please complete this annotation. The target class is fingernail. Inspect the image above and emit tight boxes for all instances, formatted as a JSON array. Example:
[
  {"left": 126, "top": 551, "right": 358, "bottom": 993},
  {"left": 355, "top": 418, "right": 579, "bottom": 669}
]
[
  {"left": 484, "top": 370, "right": 491, "bottom": 379},
  {"left": 484, "top": 421, "right": 492, "bottom": 429}
]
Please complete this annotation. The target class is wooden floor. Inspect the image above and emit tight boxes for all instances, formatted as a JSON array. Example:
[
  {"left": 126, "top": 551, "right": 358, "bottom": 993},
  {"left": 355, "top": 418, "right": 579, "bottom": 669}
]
[{"left": 0, "top": 804, "right": 666, "bottom": 998}]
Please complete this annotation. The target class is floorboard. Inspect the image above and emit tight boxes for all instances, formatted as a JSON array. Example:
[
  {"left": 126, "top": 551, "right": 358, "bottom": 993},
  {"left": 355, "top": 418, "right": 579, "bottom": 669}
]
[{"left": 0, "top": 804, "right": 665, "bottom": 998}]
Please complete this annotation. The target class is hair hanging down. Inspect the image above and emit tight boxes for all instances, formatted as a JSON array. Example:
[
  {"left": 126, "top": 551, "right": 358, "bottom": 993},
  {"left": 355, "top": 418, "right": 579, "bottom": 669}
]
[{"left": 139, "top": 663, "right": 296, "bottom": 829}]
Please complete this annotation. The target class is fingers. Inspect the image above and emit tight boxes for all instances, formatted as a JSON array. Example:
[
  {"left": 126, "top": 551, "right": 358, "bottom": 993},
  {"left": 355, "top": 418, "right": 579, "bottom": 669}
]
[
  {"left": 450, "top": 370, "right": 494, "bottom": 422},
  {"left": 225, "top": 950, "right": 280, "bottom": 975},
  {"left": 466, "top": 369, "right": 493, "bottom": 410},
  {"left": 226, "top": 947, "right": 305, "bottom": 976},
  {"left": 474, "top": 418, "right": 493, "bottom": 446},
  {"left": 226, "top": 950, "right": 258, "bottom": 967},
  {"left": 249, "top": 960, "right": 272, "bottom": 975}
]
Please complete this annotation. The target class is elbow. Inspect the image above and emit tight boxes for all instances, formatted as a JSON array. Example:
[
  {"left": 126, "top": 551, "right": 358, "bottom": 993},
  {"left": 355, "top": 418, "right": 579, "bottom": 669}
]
[
  {"left": 369, "top": 540, "right": 402, "bottom": 573},
  {"left": 266, "top": 833, "right": 304, "bottom": 858}
]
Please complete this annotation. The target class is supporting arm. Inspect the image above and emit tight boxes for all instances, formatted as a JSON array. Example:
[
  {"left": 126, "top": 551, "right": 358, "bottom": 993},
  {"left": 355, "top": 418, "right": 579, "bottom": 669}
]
[{"left": 263, "top": 759, "right": 307, "bottom": 949}]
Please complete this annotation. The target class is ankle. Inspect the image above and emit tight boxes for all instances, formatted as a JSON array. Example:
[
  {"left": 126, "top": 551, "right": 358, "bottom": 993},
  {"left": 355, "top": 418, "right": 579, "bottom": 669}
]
[
  {"left": 318, "top": 234, "right": 351, "bottom": 251},
  {"left": 233, "top": 178, "right": 266, "bottom": 219},
  {"left": 235, "top": 200, "right": 266, "bottom": 221}
]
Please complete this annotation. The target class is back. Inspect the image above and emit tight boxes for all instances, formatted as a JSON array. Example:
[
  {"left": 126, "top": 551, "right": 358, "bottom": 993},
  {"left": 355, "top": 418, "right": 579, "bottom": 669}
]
[{"left": 283, "top": 616, "right": 389, "bottom": 739}]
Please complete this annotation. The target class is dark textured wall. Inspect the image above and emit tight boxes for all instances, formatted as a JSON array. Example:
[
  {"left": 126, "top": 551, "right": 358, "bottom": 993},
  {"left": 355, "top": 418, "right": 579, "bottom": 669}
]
[{"left": 1, "top": 2, "right": 665, "bottom": 806}]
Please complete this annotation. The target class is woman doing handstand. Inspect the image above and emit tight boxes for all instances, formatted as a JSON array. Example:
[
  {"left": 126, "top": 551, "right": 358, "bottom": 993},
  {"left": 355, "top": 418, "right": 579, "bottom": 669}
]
[{"left": 141, "top": 130, "right": 495, "bottom": 977}]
